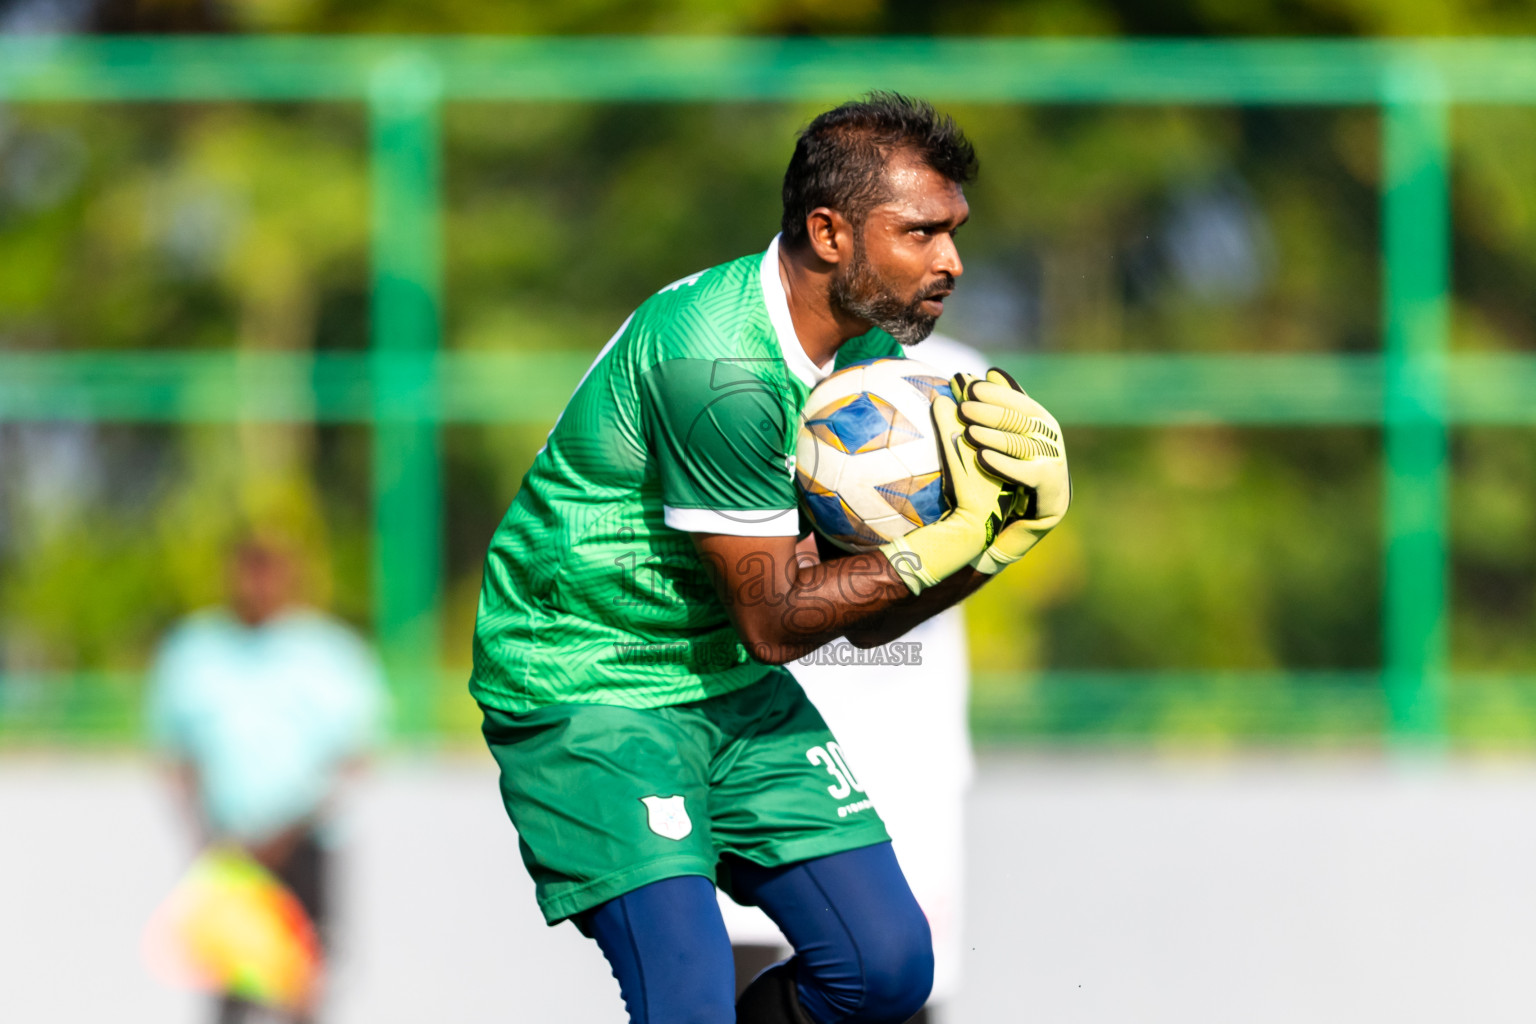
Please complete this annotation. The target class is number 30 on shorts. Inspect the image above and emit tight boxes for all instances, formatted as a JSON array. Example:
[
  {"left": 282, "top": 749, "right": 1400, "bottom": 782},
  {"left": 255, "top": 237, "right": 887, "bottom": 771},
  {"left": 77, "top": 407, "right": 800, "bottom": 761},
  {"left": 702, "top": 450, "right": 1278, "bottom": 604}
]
[{"left": 806, "top": 742, "right": 865, "bottom": 800}]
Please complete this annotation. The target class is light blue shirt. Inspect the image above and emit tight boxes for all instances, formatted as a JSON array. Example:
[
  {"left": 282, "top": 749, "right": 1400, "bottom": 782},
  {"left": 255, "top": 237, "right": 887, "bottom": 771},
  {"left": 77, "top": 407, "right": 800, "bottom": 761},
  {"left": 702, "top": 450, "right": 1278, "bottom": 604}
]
[{"left": 147, "top": 607, "right": 389, "bottom": 842}]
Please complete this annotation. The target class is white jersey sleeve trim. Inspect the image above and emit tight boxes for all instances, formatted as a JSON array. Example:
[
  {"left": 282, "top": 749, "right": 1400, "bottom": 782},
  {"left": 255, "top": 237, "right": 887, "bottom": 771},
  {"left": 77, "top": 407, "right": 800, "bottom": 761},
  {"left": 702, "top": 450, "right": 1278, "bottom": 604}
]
[{"left": 663, "top": 505, "right": 800, "bottom": 537}]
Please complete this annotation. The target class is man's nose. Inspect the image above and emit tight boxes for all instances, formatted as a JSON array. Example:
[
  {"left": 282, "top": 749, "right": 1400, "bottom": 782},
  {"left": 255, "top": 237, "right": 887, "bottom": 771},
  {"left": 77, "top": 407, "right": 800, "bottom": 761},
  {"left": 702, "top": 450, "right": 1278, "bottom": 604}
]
[{"left": 933, "top": 234, "right": 963, "bottom": 279}]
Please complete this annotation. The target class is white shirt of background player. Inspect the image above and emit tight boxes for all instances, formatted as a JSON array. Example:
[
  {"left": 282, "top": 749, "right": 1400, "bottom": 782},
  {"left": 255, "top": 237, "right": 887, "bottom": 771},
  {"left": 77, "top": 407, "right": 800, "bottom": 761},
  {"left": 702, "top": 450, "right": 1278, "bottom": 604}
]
[{"left": 718, "top": 334, "right": 989, "bottom": 1005}]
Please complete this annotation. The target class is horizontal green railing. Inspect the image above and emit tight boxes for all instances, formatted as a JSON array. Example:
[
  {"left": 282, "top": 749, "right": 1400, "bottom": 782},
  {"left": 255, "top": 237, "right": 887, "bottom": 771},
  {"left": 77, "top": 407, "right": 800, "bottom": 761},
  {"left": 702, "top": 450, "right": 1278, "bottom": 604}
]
[
  {"left": 5, "top": 37, "right": 1536, "bottom": 104},
  {"left": 5, "top": 352, "right": 1535, "bottom": 425},
  {"left": 11, "top": 669, "right": 1536, "bottom": 749},
  {"left": 971, "top": 672, "right": 1536, "bottom": 745},
  {"left": 1, "top": 37, "right": 1520, "bottom": 745}
]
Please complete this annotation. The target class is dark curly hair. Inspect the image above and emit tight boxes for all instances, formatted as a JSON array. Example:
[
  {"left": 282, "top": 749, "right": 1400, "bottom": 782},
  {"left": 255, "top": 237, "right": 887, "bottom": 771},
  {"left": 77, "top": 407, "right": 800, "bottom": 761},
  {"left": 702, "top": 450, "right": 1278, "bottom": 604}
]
[{"left": 780, "top": 92, "right": 978, "bottom": 249}]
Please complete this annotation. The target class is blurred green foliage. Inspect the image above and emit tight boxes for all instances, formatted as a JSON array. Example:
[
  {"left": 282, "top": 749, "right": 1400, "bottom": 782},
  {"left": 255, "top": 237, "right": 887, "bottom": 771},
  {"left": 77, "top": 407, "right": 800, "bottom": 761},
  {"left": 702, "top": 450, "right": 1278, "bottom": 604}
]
[
  {"left": 3, "top": 4, "right": 1536, "bottom": 745},
  {"left": 187, "top": 0, "right": 1536, "bottom": 37}
]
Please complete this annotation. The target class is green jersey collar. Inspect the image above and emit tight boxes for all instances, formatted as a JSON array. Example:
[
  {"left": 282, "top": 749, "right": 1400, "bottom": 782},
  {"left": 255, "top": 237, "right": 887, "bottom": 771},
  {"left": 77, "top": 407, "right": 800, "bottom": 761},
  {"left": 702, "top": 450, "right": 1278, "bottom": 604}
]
[{"left": 761, "top": 234, "right": 834, "bottom": 388}]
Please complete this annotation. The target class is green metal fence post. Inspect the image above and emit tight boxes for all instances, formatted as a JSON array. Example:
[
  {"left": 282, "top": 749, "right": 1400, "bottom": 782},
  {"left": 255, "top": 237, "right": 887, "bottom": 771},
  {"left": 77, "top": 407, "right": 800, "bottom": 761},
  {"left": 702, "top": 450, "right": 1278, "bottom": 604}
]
[
  {"left": 368, "top": 56, "right": 444, "bottom": 738},
  {"left": 1381, "top": 68, "right": 1451, "bottom": 746}
]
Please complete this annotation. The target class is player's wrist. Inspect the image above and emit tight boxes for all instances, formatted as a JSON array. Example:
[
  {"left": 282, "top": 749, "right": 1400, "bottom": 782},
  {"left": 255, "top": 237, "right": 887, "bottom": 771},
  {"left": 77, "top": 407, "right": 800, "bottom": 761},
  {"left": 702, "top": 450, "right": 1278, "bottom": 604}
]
[
  {"left": 881, "top": 510, "right": 993, "bottom": 595},
  {"left": 880, "top": 536, "right": 935, "bottom": 595},
  {"left": 881, "top": 527, "right": 971, "bottom": 595}
]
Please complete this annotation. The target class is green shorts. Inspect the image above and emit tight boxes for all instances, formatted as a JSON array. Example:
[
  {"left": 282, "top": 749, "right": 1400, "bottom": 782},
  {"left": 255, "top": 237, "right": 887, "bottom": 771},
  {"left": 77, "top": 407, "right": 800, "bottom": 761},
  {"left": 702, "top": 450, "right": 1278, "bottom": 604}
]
[{"left": 481, "top": 667, "right": 890, "bottom": 925}]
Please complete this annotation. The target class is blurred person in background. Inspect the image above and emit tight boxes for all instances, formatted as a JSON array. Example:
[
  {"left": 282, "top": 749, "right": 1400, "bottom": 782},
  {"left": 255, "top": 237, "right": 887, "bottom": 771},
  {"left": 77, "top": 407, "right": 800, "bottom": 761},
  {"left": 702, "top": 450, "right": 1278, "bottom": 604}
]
[
  {"left": 147, "top": 532, "right": 389, "bottom": 1024},
  {"left": 721, "top": 335, "right": 987, "bottom": 1024}
]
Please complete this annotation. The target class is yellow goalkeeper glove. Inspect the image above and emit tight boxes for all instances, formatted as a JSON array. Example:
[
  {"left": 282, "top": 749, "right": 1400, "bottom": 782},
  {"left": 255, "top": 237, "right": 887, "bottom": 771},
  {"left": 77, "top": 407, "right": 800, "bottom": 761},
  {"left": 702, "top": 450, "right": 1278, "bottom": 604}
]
[
  {"left": 955, "top": 368, "right": 1072, "bottom": 575},
  {"left": 880, "top": 390, "right": 1010, "bottom": 595}
]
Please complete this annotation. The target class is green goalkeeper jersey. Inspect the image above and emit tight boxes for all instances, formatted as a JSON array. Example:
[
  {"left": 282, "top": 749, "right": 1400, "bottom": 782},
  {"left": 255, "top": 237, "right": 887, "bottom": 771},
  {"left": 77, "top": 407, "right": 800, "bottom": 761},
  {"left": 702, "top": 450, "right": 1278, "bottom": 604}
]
[{"left": 471, "top": 237, "right": 903, "bottom": 712}]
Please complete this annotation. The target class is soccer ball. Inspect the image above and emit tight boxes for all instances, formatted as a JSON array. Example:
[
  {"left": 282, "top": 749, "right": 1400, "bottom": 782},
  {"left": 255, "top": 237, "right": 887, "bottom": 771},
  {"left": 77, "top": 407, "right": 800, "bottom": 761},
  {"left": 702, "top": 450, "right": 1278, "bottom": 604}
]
[{"left": 796, "top": 357, "right": 954, "bottom": 552}]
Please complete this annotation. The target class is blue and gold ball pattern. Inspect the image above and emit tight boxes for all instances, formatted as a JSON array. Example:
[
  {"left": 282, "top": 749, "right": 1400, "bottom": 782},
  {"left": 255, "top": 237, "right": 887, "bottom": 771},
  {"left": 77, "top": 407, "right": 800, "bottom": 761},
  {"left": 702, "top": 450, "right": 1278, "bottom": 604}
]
[{"left": 796, "top": 357, "right": 953, "bottom": 552}]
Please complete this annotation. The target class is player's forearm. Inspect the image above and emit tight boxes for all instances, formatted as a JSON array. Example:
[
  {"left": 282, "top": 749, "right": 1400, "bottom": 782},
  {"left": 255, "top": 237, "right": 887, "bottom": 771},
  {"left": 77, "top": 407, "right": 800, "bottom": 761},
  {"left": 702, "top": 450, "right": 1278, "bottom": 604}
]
[
  {"left": 843, "top": 566, "right": 988, "bottom": 648},
  {"left": 723, "top": 550, "right": 914, "bottom": 664}
]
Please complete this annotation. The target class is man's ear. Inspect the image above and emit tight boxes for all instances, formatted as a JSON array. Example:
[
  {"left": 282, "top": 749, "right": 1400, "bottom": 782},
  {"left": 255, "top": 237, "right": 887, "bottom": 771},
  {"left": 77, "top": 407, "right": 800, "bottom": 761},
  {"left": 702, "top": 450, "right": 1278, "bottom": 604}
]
[{"left": 805, "top": 207, "right": 853, "bottom": 266}]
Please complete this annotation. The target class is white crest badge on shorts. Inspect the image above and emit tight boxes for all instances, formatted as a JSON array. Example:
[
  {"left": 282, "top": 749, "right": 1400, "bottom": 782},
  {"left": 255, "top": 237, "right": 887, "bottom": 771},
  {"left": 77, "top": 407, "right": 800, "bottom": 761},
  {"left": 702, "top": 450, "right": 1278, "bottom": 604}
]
[{"left": 640, "top": 795, "right": 692, "bottom": 841}]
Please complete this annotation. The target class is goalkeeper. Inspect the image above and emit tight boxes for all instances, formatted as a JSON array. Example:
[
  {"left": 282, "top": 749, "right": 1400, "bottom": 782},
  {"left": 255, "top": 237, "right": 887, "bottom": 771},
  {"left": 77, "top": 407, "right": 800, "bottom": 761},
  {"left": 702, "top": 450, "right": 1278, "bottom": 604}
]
[{"left": 471, "top": 93, "right": 1069, "bottom": 1024}]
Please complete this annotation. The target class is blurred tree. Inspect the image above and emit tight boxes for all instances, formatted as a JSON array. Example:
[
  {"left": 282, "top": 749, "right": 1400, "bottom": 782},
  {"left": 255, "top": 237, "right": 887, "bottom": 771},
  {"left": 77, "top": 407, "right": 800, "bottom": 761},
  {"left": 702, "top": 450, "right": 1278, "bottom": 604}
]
[
  {"left": 7, "top": 0, "right": 1531, "bottom": 36},
  {"left": 2, "top": 3, "right": 1535, "bottom": 743}
]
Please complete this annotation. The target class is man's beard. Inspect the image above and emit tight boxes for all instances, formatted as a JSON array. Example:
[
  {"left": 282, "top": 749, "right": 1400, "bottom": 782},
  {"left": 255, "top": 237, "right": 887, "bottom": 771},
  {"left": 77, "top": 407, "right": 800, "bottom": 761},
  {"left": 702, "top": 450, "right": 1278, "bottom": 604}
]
[{"left": 829, "top": 239, "right": 953, "bottom": 346}]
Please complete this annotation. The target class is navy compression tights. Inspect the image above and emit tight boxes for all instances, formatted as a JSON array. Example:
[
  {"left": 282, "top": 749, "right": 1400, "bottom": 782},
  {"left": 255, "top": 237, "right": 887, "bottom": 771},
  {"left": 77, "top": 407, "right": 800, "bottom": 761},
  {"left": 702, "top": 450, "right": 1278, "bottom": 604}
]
[{"left": 584, "top": 842, "right": 933, "bottom": 1024}]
